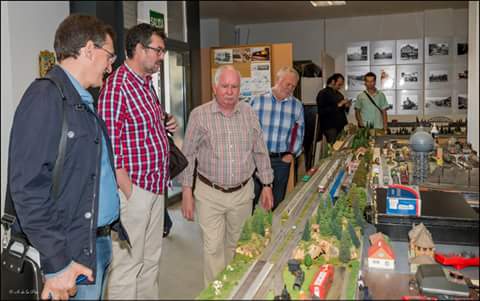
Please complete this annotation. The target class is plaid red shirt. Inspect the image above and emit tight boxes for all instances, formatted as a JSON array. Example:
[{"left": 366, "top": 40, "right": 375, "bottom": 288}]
[{"left": 98, "top": 63, "right": 169, "bottom": 194}]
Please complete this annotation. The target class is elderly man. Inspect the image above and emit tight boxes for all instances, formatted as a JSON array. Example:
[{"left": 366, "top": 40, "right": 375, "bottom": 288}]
[
  {"left": 250, "top": 66, "right": 305, "bottom": 211},
  {"left": 7, "top": 15, "right": 128, "bottom": 300},
  {"left": 98, "top": 23, "right": 177, "bottom": 299},
  {"left": 180, "top": 65, "right": 274, "bottom": 287}
]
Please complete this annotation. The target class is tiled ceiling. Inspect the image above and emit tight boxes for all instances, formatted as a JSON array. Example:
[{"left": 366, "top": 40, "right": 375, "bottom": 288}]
[{"left": 200, "top": 1, "right": 468, "bottom": 24}]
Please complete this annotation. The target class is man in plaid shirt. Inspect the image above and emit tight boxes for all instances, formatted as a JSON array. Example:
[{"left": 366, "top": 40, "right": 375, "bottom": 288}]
[
  {"left": 250, "top": 66, "right": 305, "bottom": 210},
  {"left": 180, "top": 65, "right": 274, "bottom": 287},
  {"left": 98, "top": 24, "right": 177, "bottom": 299}
]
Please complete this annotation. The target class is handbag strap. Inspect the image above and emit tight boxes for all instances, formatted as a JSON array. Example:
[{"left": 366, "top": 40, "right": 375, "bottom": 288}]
[
  {"left": 363, "top": 90, "right": 383, "bottom": 114},
  {"left": 2, "top": 76, "right": 68, "bottom": 232}
]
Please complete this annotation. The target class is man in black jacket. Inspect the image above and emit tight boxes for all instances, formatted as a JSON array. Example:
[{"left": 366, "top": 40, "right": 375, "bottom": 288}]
[
  {"left": 8, "top": 15, "right": 128, "bottom": 300},
  {"left": 316, "top": 73, "right": 351, "bottom": 143}
]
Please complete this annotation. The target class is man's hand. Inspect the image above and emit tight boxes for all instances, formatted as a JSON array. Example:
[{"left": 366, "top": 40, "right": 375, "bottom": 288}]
[
  {"left": 260, "top": 187, "right": 274, "bottom": 211},
  {"left": 41, "top": 262, "right": 93, "bottom": 300},
  {"left": 281, "top": 153, "right": 294, "bottom": 164},
  {"left": 337, "top": 99, "right": 351, "bottom": 108},
  {"left": 181, "top": 187, "right": 195, "bottom": 221},
  {"left": 165, "top": 114, "right": 178, "bottom": 133}
]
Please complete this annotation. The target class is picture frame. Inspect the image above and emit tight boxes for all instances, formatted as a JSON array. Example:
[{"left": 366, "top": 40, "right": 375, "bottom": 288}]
[
  {"left": 396, "top": 64, "right": 423, "bottom": 90},
  {"left": 371, "top": 40, "right": 396, "bottom": 65},
  {"left": 453, "top": 89, "right": 468, "bottom": 113},
  {"left": 454, "top": 63, "right": 468, "bottom": 91},
  {"left": 382, "top": 90, "right": 397, "bottom": 115},
  {"left": 39, "top": 50, "right": 56, "bottom": 78},
  {"left": 424, "top": 89, "right": 453, "bottom": 115},
  {"left": 345, "top": 66, "right": 370, "bottom": 91},
  {"left": 345, "top": 41, "right": 370, "bottom": 66},
  {"left": 396, "top": 90, "right": 423, "bottom": 115},
  {"left": 425, "top": 37, "right": 452, "bottom": 64},
  {"left": 454, "top": 37, "right": 468, "bottom": 64},
  {"left": 424, "top": 64, "right": 452, "bottom": 89},
  {"left": 396, "top": 39, "right": 423, "bottom": 65},
  {"left": 371, "top": 65, "right": 396, "bottom": 90}
]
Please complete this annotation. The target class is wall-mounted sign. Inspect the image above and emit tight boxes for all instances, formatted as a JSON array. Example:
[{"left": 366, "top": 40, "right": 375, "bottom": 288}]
[{"left": 149, "top": 10, "right": 164, "bottom": 31}]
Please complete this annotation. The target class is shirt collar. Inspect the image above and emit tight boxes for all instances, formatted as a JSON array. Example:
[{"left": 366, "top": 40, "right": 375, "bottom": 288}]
[
  {"left": 211, "top": 98, "right": 241, "bottom": 115},
  {"left": 124, "top": 62, "right": 152, "bottom": 87},
  {"left": 270, "top": 89, "right": 293, "bottom": 103},
  {"left": 60, "top": 65, "right": 93, "bottom": 105}
]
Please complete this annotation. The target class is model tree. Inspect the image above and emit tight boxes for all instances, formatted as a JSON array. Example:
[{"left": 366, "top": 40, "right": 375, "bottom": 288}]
[
  {"left": 252, "top": 208, "right": 265, "bottom": 236},
  {"left": 302, "top": 219, "right": 311, "bottom": 242},
  {"left": 304, "top": 254, "right": 313, "bottom": 270},
  {"left": 339, "top": 229, "right": 352, "bottom": 263},
  {"left": 240, "top": 220, "right": 252, "bottom": 241},
  {"left": 348, "top": 223, "right": 360, "bottom": 248},
  {"left": 330, "top": 210, "right": 342, "bottom": 241}
]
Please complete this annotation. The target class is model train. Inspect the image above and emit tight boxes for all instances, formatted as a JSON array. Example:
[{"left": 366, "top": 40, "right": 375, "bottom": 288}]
[
  {"left": 309, "top": 264, "right": 334, "bottom": 299},
  {"left": 318, "top": 159, "right": 341, "bottom": 193}
]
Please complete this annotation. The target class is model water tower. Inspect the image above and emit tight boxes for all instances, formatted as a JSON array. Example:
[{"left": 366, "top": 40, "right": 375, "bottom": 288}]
[{"left": 409, "top": 127, "right": 434, "bottom": 184}]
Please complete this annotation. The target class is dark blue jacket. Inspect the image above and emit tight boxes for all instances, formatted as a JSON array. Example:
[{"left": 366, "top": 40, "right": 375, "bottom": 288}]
[{"left": 9, "top": 65, "right": 129, "bottom": 278}]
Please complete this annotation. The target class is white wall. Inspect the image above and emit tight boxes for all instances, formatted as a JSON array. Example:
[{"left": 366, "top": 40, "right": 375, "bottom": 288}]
[
  {"left": 467, "top": 2, "right": 479, "bottom": 152},
  {"left": 200, "top": 18, "right": 236, "bottom": 48},
  {"left": 1, "top": 1, "right": 69, "bottom": 215}
]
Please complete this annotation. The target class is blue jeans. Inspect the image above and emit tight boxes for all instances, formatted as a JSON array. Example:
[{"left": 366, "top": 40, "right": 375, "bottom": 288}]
[
  {"left": 254, "top": 157, "right": 291, "bottom": 211},
  {"left": 71, "top": 236, "right": 112, "bottom": 300}
]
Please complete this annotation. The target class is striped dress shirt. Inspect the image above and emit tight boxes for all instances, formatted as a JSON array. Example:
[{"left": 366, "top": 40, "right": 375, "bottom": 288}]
[
  {"left": 98, "top": 63, "right": 169, "bottom": 194},
  {"left": 180, "top": 100, "right": 274, "bottom": 188},
  {"left": 250, "top": 92, "right": 305, "bottom": 156}
]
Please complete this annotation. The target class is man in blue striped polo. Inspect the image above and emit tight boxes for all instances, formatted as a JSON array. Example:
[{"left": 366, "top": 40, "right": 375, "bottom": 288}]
[{"left": 250, "top": 66, "right": 305, "bottom": 211}]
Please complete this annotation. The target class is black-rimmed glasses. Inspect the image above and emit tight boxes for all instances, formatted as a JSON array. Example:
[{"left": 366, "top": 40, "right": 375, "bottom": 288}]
[
  {"left": 144, "top": 45, "right": 167, "bottom": 55},
  {"left": 94, "top": 44, "right": 117, "bottom": 64}
]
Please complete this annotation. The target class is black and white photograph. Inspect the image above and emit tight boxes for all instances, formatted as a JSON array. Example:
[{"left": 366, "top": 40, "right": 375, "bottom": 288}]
[
  {"left": 425, "top": 64, "right": 451, "bottom": 89},
  {"left": 214, "top": 48, "right": 233, "bottom": 64},
  {"left": 371, "top": 65, "right": 395, "bottom": 90},
  {"left": 371, "top": 40, "right": 395, "bottom": 65},
  {"left": 396, "top": 90, "right": 422, "bottom": 115},
  {"left": 396, "top": 39, "right": 423, "bottom": 64},
  {"left": 454, "top": 64, "right": 468, "bottom": 91},
  {"left": 425, "top": 90, "right": 453, "bottom": 114},
  {"left": 345, "top": 41, "right": 369, "bottom": 66},
  {"left": 456, "top": 93, "right": 467, "bottom": 111},
  {"left": 383, "top": 90, "right": 396, "bottom": 114},
  {"left": 454, "top": 37, "right": 468, "bottom": 64},
  {"left": 397, "top": 65, "right": 423, "bottom": 90},
  {"left": 346, "top": 66, "right": 369, "bottom": 90},
  {"left": 425, "top": 37, "right": 452, "bottom": 63}
]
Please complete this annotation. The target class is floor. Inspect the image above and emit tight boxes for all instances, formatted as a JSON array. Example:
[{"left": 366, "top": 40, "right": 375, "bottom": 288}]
[{"left": 157, "top": 201, "right": 205, "bottom": 299}]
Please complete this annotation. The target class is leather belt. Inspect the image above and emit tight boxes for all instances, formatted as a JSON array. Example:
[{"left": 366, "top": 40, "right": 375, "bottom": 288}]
[
  {"left": 96, "top": 224, "right": 112, "bottom": 237},
  {"left": 269, "top": 152, "right": 290, "bottom": 158},
  {"left": 197, "top": 173, "right": 250, "bottom": 193}
]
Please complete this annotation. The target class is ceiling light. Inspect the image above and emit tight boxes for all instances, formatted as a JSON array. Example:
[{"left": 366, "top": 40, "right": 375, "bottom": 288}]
[{"left": 310, "top": 1, "right": 346, "bottom": 7}]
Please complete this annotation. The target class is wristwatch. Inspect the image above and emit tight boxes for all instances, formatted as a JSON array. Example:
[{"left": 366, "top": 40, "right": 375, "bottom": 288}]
[{"left": 263, "top": 183, "right": 273, "bottom": 188}]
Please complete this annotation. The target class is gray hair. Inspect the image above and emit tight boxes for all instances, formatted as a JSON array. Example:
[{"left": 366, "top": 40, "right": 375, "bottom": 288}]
[
  {"left": 213, "top": 65, "right": 241, "bottom": 86},
  {"left": 275, "top": 66, "right": 299, "bottom": 82}
]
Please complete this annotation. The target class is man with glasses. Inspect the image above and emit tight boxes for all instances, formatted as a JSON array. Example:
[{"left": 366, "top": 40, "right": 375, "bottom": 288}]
[
  {"left": 7, "top": 14, "right": 128, "bottom": 300},
  {"left": 98, "top": 23, "right": 177, "bottom": 299}
]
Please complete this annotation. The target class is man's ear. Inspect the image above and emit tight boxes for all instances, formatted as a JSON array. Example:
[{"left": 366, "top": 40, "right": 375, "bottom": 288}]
[{"left": 82, "top": 40, "right": 96, "bottom": 60}]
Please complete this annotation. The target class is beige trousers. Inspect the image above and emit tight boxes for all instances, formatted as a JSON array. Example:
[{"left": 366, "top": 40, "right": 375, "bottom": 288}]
[
  {"left": 105, "top": 184, "right": 164, "bottom": 299},
  {"left": 194, "top": 178, "right": 254, "bottom": 287}
]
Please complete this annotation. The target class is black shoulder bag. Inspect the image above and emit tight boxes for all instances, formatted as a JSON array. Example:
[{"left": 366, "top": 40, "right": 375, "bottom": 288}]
[
  {"left": 164, "top": 114, "right": 188, "bottom": 179},
  {"left": 363, "top": 90, "right": 383, "bottom": 113},
  {"left": 1, "top": 77, "right": 68, "bottom": 300}
]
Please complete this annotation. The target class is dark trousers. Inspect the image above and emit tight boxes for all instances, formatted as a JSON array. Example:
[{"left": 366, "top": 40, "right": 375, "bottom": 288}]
[
  {"left": 323, "top": 127, "right": 340, "bottom": 144},
  {"left": 253, "top": 157, "right": 291, "bottom": 212}
]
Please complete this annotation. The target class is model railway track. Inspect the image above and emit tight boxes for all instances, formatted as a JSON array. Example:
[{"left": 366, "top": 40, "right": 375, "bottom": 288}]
[{"left": 230, "top": 156, "right": 345, "bottom": 299}]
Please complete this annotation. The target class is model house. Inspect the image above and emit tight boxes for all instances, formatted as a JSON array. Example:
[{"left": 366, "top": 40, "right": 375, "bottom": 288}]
[{"left": 367, "top": 233, "right": 395, "bottom": 270}]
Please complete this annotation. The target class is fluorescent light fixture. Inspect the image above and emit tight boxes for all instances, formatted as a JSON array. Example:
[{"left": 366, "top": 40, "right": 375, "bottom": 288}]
[{"left": 310, "top": 1, "right": 346, "bottom": 7}]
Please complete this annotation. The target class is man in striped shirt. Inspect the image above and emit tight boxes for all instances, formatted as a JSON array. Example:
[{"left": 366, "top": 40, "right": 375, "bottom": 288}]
[
  {"left": 98, "top": 24, "right": 177, "bottom": 299},
  {"left": 180, "top": 65, "right": 274, "bottom": 287},
  {"left": 250, "top": 66, "right": 305, "bottom": 211}
]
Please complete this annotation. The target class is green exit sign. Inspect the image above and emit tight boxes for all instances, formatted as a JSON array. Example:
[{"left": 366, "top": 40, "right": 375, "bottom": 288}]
[{"left": 149, "top": 10, "right": 164, "bottom": 31}]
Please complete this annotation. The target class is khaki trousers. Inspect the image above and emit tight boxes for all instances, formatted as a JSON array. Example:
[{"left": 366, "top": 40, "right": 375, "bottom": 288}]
[
  {"left": 194, "top": 178, "right": 254, "bottom": 288},
  {"left": 105, "top": 184, "right": 164, "bottom": 299}
]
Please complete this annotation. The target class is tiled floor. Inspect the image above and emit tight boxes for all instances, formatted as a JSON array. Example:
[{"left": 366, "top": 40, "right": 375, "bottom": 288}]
[{"left": 158, "top": 202, "right": 205, "bottom": 299}]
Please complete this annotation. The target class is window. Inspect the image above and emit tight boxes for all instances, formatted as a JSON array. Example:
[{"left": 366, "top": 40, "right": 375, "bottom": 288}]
[{"left": 167, "top": 1, "right": 186, "bottom": 42}]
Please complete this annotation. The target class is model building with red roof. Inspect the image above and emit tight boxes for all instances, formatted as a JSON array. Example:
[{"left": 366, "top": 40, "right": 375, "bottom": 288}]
[{"left": 367, "top": 232, "right": 396, "bottom": 270}]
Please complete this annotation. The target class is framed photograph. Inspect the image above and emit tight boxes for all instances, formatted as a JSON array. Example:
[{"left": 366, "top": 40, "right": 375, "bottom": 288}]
[
  {"left": 214, "top": 48, "right": 233, "bottom": 64},
  {"left": 425, "top": 64, "right": 452, "bottom": 89},
  {"left": 39, "top": 50, "right": 56, "bottom": 78},
  {"left": 371, "top": 40, "right": 396, "bottom": 65},
  {"left": 424, "top": 89, "right": 453, "bottom": 115},
  {"left": 371, "top": 65, "right": 396, "bottom": 90},
  {"left": 453, "top": 90, "right": 467, "bottom": 113},
  {"left": 346, "top": 66, "right": 369, "bottom": 91},
  {"left": 383, "top": 90, "right": 396, "bottom": 115},
  {"left": 425, "top": 37, "right": 452, "bottom": 64},
  {"left": 345, "top": 41, "right": 370, "bottom": 66},
  {"left": 397, "top": 65, "right": 423, "bottom": 90},
  {"left": 396, "top": 39, "right": 423, "bottom": 65},
  {"left": 454, "top": 63, "right": 468, "bottom": 91},
  {"left": 397, "top": 90, "right": 423, "bottom": 115},
  {"left": 454, "top": 37, "right": 468, "bottom": 64}
]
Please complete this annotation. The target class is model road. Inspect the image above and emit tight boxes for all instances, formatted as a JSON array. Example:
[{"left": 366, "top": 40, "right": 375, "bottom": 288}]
[{"left": 230, "top": 154, "right": 345, "bottom": 299}]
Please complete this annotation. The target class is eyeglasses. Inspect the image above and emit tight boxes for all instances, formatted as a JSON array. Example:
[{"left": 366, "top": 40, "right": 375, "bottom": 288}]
[
  {"left": 94, "top": 44, "right": 117, "bottom": 64},
  {"left": 144, "top": 45, "right": 167, "bottom": 55}
]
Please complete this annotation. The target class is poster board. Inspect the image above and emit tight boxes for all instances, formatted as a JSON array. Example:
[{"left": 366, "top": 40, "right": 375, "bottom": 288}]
[{"left": 211, "top": 45, "right": 272, "bottom": 102}]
